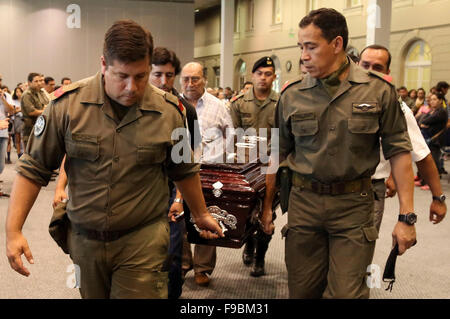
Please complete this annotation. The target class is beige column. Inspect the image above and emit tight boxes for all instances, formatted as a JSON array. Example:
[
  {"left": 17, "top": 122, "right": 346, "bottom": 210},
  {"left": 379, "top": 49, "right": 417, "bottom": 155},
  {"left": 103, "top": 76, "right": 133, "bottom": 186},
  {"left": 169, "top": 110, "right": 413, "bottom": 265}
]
[
  {"left": 220, "top": 0, "right": 234, "bottom": 89},
  {"left": 366, "top": 0, "right": 392, "bottom": 49}
]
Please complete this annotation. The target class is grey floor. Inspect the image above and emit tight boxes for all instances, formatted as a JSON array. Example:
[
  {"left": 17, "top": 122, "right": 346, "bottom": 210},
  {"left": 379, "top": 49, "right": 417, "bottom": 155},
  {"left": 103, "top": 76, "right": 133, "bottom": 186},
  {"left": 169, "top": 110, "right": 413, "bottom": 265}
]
[{"left": 1, "top": 150, "right": 449, "bottom": 299}]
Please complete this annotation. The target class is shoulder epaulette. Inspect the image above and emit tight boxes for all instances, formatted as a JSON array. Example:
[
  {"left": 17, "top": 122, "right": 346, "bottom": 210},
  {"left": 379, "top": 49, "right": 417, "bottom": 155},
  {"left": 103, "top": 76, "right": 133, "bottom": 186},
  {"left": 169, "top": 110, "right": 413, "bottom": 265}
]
[
  {"left": 164, "top": 92, "right": 186, "bottom": 117},
  {"left": 50, "top": 82, "right": 81, "bottom": 101},
  {"left": 280, "top": 76, "right": 303, "bottom": 94},
  {"left": 368, "top": 70, "right": 393, "bottom": 85},
  {"left": 230, "top": 93, "right": 244, "bottom": 103}
]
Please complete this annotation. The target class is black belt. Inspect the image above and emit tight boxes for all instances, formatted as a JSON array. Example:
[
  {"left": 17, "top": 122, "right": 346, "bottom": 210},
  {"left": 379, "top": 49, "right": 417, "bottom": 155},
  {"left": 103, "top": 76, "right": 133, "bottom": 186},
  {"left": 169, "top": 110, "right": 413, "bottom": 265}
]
[
  {"left": 72, "top": 220, "right": 152, "bottom": 242},
  {"left": 371, "top": 178, "right": 385, "bottom": 184}
]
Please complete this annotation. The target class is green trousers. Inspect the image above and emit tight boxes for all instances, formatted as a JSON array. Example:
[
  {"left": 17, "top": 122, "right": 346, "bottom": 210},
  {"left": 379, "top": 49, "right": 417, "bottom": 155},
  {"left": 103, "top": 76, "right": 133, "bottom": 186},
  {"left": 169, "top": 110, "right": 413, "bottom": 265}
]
[
  {"left": 67, "top": 217, "right": 170, "bottom": 299},
  {"left": 284, "top": 186, "right": 378, "bottom": 299}
]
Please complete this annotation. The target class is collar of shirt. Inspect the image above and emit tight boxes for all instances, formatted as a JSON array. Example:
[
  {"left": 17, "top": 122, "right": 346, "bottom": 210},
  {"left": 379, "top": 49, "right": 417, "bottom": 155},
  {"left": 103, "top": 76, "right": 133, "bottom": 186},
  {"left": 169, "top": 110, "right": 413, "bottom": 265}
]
[{"left": 298, "top": 58, "right": 371, "bottom": 91}]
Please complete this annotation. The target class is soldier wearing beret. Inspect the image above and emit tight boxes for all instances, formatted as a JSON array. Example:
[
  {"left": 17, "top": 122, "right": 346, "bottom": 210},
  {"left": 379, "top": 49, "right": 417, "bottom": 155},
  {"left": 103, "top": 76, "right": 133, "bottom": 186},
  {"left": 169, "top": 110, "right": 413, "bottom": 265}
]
[
  {"left": 5, "top": 19, "right": 223, "bottom": 299},
  {"left": 230, "top": 56, "right": 279, "bottom": 277},
  {"left": 262, "top": 8, "right": 416, "bottom": 298}
]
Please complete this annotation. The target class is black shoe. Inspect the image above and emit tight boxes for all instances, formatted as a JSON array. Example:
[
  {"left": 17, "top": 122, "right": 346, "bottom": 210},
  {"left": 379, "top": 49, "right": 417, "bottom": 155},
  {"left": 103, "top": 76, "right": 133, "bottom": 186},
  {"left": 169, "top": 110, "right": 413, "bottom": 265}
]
[
  {"left": 242, "top": 249, "right": 254, "bottom": 266},
  {"left": 250, "top": 260, "right": 265, "bottom": 277}
]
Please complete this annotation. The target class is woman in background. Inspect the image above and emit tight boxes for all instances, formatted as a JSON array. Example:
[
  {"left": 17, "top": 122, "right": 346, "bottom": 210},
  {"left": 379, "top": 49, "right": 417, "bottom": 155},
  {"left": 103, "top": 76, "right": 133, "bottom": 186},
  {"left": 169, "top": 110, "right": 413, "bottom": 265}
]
[{"left": 11, "top": 86, "right": 24, "bottom": 158}]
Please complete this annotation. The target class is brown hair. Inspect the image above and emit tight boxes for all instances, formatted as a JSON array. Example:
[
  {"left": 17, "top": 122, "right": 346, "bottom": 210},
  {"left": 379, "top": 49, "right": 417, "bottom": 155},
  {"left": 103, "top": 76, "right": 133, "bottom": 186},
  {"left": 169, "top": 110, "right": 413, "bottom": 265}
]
[
  {"left": 103, "top": 20, "right": 154, "bottom": 66},
  {"left": 152, "top": 47, "right": 181, "bottom": 75}
]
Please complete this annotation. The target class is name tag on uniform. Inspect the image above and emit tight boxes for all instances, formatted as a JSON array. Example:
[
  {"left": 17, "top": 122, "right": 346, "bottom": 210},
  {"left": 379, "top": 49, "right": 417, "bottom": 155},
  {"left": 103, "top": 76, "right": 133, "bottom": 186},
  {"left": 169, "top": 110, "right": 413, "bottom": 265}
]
[{"left": 352, "top": 102, "right": 379, "bottom": 113}]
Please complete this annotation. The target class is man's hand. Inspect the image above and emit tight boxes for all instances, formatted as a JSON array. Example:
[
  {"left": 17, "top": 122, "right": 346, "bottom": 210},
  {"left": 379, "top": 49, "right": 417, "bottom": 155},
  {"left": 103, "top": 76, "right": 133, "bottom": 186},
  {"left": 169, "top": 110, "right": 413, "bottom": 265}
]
[
  {"left": 52, "top": 188, "right": 68, "bottom": 208},
  {"left": 392, "top": 222, "right": 416, "bottom": 255},
  {"left": 194, "top": 213, "right": 224, "bottom": 239},
  {"left": 385, "top": 175, "right": 397, "bottom": 198},
  {"left": 6, "top": 231, "right": 34, "bottom": 277},
  {"left": 260, "top": 207, "right": 275, "bottom": 235},
  {"left": 429, "top": 201, "right": 446, "bottom": 224},
  {"left": 168, "top": 202, "right": 183, "bottom": 223}
]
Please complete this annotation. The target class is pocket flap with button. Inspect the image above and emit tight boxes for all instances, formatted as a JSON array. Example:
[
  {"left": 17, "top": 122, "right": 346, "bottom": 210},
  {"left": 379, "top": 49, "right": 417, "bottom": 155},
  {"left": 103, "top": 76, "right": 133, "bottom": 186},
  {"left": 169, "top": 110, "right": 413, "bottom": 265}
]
[
  {"left": 363, "top": 226, "right": 379, "bottom": 242},
  {"left": 137, "top": 145, "right": 166, "bottom": 165},
  {"left": 66, "top": 134, "right": 99, "bottom": 162},
  {"left": 292, "top": 117, "right": 319, "bottom": 137},
  {"left": 348, "top": 118, "right": 379, "bottom": 134}
]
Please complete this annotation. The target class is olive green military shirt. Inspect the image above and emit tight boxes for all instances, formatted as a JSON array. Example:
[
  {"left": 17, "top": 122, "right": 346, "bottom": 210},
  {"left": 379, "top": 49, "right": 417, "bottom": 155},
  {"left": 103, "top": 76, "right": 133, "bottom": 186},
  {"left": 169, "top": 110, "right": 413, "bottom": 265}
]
[
  {"left": 17, "top": 72, "right": 199, "bottom": 231},
  {"left": 21, "top": 88, "right": 49, "bottom": 135},
  {"left": 276, "top": 60, "right": 412, "bottom": 183},
  {"left": 229, "top": 89, "right": 279, "bottom": 133}
]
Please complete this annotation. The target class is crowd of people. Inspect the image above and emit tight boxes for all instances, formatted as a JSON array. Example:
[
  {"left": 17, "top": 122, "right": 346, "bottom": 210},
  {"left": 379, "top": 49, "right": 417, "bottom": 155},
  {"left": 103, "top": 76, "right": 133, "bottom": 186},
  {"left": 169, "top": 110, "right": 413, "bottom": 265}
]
[
  {"left": 2, "top": 8, "right": 449, "bottom": 300},
  {"left": 0, "top": 74, "right": 72, "bottom": 196}
]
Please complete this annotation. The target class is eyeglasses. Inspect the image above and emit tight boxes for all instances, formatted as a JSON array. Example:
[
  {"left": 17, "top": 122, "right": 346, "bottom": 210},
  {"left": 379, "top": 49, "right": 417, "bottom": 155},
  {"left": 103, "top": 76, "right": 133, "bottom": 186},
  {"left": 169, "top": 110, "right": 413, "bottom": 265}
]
[{"left": 181, "top": 76, "right": 202, "bottom": 84}]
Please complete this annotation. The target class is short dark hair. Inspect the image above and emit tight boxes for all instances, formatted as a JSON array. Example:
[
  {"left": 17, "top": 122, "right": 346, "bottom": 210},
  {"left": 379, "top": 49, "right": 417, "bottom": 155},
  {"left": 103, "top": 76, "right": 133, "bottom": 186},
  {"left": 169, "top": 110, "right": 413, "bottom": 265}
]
[
  {"left": 398, "top": 86, "right": 408, "bottom": 91},
  {"left": 436, "top": 81, "right": 449, "bottom": 91},
  {"left": 103, "top": 19, "right": 154, "bottom": 66},
  {"left": 152, "top": 47, "right": 181, "bottom": 75},
  {"left": 44, "top": 76, "right": 54, "bottom": 84},
  {"left": 243, "top": 81, "right": 253, "bottom": 88},
  {"left": 360, "top": 44, "right": 392, "bottom": 70},
  {"left": 299, "top": 8, "right": 349, "bottom": 50},
  {"left": 61, "top": 77, "right": 71, "bottom": 84},
  {"left": 28, "top": 72, "right": 40, "bottom": 82}
]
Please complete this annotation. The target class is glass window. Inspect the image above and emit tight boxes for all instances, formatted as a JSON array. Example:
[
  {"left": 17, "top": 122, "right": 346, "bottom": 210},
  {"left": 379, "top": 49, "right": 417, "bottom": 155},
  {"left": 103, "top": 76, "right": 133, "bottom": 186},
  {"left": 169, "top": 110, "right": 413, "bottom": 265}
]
[
  {"left": 347, "top": 0, "right": 362, "bottom": 7},
  {"left": 404, "top": 40, "right": 432, "bottom": 92},
  {"left": 273, "top": 0, "right": 282, "bottom": 24},
  {"left": 234, "top": 0, "right": 240, "bottom": 32},
  {"left": 270, "top": 55, "right": 281, "bottom": 93},
  {"left": 247, "top": 0, "right": 254, "bottom": 31}
]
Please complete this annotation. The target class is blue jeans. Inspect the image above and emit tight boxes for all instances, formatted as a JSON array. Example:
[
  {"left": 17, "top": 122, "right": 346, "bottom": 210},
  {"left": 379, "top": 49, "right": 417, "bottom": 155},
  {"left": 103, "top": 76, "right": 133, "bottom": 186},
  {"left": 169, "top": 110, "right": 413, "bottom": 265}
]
[{"left": 168, "top": 187, "right": 184, "bottom": 299}]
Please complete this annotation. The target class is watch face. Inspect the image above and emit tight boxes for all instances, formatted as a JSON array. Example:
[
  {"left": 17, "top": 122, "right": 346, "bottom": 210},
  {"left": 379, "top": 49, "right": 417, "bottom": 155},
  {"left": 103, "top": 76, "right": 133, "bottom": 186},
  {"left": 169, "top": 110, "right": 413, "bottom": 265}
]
[
  {"left": 441, "top": 195, "right": 446, "bottom": 202},
  {"left": 407, "top": 213, "right": 417, "bottom": 225}
]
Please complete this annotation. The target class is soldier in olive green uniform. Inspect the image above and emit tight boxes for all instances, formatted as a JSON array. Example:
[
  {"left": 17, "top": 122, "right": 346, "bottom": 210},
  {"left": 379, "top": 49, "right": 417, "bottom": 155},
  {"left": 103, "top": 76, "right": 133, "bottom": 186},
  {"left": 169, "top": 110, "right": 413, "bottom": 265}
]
[
  {"left": 5, "top": 20, "right": 222, "bottom": 299},
  {"left": 230, "top": 56, "right": 278, "bottom": 277},
  {"left": 21, "top": 72, "right": 49, "bottom": 147},
  {"left": 262, "top": 9, "right": 417, "bottom": 298}
]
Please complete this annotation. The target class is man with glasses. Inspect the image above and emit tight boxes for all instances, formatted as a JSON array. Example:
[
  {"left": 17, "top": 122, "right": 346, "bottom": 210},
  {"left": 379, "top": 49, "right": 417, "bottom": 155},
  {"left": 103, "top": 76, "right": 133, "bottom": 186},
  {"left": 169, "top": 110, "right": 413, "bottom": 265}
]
[
  {"left": 180, "top": 62, "right": 234, "bottom": 287},
  {"left": 230, "top": 56, "right": 279, "bottom": 277}
]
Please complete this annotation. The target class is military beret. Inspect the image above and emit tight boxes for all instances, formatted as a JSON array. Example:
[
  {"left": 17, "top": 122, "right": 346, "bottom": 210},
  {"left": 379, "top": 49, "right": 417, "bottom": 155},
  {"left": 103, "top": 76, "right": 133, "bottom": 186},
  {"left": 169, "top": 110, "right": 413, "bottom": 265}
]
[{"left": 252, "top": 56, "right": 275, "bottom": 73}]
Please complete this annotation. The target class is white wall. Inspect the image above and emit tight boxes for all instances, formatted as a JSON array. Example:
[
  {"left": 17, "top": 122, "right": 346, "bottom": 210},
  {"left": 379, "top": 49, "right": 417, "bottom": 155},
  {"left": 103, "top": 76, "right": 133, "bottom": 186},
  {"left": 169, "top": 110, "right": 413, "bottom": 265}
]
[{"left": 0, "top": 0, "right": 195, "bottom": 89}]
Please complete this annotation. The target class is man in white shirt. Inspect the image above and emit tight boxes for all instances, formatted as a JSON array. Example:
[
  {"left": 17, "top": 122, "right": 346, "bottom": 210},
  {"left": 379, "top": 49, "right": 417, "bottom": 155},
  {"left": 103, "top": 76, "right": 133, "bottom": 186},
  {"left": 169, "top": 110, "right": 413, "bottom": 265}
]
[
  {"left": 180, "top": 62, "right": 234, "bottom": 287},
  {"left": 359, "top": 45, "right": 446, "bottom": 229}
]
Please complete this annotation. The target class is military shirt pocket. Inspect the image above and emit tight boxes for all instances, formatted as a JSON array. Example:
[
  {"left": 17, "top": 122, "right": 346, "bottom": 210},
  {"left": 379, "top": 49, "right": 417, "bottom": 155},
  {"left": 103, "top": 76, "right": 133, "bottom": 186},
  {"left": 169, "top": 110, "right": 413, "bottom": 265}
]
[
  {"left": 137, "top": 145, "right": 167, "bottom": 165},
  {"left": 241, "top": 113, "right": 253, "bottom": 128},
  {"left": 66, "top": 134, "right": 100, "bottom": 162},
  {"left": 291, "top": 113, "right": 319, "bottom": 137},
  {"left": 348, "top": 118, "right": 379, "bottom": 134}
]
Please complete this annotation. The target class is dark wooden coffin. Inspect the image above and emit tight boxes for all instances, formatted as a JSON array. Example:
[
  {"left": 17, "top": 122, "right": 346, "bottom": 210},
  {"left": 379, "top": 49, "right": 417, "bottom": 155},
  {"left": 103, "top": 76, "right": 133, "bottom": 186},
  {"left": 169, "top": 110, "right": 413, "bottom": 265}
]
[{"left": 185, "top": 161, "right": 274, "bottom": 248}]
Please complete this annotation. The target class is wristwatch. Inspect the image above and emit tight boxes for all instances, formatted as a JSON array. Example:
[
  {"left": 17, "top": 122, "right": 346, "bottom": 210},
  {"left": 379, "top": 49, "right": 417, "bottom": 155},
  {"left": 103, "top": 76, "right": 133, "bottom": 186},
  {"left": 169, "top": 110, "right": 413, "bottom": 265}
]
[
  {"left": 432, "top": 194, "right": 446, "bottom": 203},
  {"left": 398, "top": 212, "right": 417, "bottom": 225},
  {"left": 174, "top": 198, "right": 183, "bottom": 204}
]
